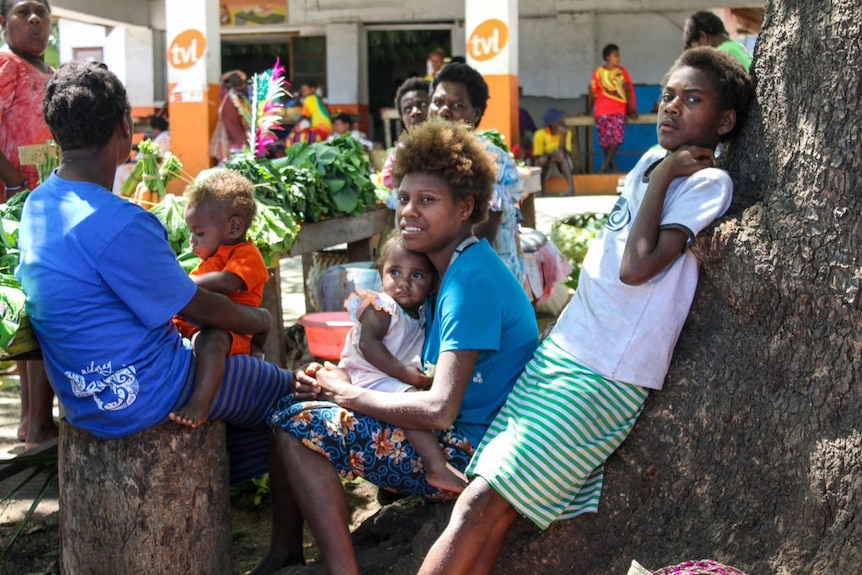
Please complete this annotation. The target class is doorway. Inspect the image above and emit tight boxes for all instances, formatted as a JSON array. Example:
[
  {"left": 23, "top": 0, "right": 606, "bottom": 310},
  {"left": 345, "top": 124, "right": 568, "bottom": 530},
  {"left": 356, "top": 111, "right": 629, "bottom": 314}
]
[{"left": 366, "top": 28, "right": 452, "bottom": 146}]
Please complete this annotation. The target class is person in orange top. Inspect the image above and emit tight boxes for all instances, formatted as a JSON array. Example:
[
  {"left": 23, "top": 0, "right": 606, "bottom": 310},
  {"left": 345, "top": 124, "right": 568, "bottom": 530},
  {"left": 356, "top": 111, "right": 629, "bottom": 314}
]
[
  {"left": 171, "top": 168, "right": 270, "bottom": 428},
  {"left": 590, "top": 43, "right": 638, "bottom": 173}
]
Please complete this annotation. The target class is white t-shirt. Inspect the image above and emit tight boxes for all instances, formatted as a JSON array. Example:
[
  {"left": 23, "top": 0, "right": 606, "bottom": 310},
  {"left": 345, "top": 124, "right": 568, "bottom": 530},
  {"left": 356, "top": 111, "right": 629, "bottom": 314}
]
[
  {"left": 338, "top": 290, "right": 425, "bottom": 393},
  {"left": 550, "top": 148, "right": 733, "bottom": 390}
]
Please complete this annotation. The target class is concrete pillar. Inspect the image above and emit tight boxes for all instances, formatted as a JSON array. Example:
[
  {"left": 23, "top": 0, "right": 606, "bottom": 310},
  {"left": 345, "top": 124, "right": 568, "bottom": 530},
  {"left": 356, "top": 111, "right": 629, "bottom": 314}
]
[
  {"left": 165, "top": 0, "right": 223, "bottom": 179},
  {"left": 465, "top": 0, "right": 519, "bottom": 147},
  {"left": 325, "top": 22, "right": 370, "bottom": 134},
  {"left": 104, "top": 26, "right": 155, "bottom": 110}
]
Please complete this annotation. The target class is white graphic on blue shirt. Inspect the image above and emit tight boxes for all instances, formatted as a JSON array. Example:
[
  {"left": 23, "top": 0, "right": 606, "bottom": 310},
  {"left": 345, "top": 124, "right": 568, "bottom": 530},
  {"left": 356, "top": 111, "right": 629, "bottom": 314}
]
[
  {"left": 606, "top": 197, "right": 630, "bottom": 231},
  {"left": 472, "top": 372, "right": 484, "bottom": 384},
  {"left": 65, "top": 364, "right": 139, "bottom": 412}
]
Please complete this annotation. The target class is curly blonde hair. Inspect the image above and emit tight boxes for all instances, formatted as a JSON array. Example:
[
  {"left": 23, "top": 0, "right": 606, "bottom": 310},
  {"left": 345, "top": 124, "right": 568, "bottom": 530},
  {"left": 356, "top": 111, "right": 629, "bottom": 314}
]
[
  {"left": 390, "top": 118, "right": 496, "bottom": 224},
  {"left": 184, "top": 168, "right": 257, "bottom": 231}
]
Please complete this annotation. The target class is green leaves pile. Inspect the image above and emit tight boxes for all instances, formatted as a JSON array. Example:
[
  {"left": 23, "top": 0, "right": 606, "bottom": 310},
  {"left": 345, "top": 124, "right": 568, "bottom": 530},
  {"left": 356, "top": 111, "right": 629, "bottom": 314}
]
[
  {"left": 226, "top": 135, "right": 379, "bottom": 224},
  {"left": 150, "top": 137, "right": 380, "bottom": 269},
  {"left": 0, "top": 192, "right": 36, "bottom": 358},
  {"left": 477, "top": 129, "right": 509, "bottom": 153},
  {"left": 0, "top": 191, "right": 29, "bottom": 276},
  {"left": 550, "top": 212, "right": 608, "bottom": 290}
]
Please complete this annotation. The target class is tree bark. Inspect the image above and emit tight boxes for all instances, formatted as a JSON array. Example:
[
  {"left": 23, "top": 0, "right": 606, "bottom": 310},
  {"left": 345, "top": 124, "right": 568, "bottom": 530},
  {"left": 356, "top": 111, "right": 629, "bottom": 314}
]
[
  {"left": 485, "top": 1, "right": 862, "bottom": 573},
  {"left": 58, "top": 420, "right": 233, "bottom": 575}
]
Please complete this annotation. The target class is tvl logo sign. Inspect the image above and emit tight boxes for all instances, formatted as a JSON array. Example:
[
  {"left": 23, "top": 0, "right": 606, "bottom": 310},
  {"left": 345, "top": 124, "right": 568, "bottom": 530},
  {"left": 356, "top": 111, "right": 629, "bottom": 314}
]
[
  {"left": 168, "top": 29, "right": 207, "bottom": 69},
  {"left": 468, "top": 19, "right": 509, "bottom": 62}
]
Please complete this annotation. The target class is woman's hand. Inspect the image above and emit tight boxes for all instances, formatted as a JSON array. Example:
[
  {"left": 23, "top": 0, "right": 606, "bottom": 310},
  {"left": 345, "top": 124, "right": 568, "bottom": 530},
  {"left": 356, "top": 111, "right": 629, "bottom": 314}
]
[
  {"left": 293, "top": 362, "right": 323, "bottom": 401},
  {"left": 314, "top": 362, "right": 358, "bottom": 404}
]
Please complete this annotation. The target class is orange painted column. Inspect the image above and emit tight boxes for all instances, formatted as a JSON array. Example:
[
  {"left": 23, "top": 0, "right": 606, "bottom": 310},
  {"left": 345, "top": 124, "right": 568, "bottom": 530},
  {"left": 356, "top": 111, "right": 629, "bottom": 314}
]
[
  {"left": 465, "top": 0, "right": 519, "bottom": 148},
  {"left": 166, "top": 1, "right": 222, "bottom": 184}
]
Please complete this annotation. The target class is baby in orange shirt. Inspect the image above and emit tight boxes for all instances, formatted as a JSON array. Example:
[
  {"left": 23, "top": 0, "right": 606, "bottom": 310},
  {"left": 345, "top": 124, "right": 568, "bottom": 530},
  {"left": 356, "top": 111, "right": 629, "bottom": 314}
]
[{"left": 171, "top": 168, "right": 269, "bottom": 427}]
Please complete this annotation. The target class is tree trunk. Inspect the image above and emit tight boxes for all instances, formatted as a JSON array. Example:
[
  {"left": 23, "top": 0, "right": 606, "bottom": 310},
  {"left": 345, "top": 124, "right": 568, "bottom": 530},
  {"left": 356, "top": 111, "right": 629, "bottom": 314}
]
[
  {"left": 488, "top": 1, "right": 862, "bottom": 573},
  {"left": 317, "top": 2, "right": 862, "bottom": 574},
  {"left": 58, "top": 419, "right": 233, "bottom": 575}
]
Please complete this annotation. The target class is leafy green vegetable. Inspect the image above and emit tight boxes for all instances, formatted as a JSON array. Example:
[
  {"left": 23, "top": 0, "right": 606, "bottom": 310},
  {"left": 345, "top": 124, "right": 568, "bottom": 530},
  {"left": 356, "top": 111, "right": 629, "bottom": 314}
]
[
  {"left": 550, "top": 212, "right": 608, "bottom": 290},
  {"left": 0, "top": 274, "right": 25, "bottom": 352},
  {"left": 248, "top": 202, "right": 300, "bottom": 267},
  {"left": 477, "top": 129, "right": 509, "bottom": 153},
  {"left": 0, "top": 191, "right": 29, "bottom": 275},
  {"left": 148, "top": 194, "right": 191, "bottom": 256}
]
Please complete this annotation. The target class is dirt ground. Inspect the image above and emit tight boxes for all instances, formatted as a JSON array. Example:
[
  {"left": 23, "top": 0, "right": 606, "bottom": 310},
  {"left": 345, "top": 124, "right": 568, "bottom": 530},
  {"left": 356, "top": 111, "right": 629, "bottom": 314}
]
[{"left": 0, "top": 381, "right": 382, "bottom": 575}]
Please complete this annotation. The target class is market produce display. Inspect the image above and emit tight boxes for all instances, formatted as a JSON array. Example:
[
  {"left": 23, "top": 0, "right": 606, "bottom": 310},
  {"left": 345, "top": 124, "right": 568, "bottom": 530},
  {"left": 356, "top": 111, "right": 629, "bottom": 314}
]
[
  {"left": 0, "top": 60, "right": 385, "bottom": 357},
  {"left": 0, "top": 192, "right": 37, "bottom": 358}
]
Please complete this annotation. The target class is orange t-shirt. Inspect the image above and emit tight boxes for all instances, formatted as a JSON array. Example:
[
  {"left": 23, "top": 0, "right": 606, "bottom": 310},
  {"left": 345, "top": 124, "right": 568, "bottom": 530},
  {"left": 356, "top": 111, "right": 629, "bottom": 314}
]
[{"left": 173, "top": 241, "right": 269, "bottom": 355}]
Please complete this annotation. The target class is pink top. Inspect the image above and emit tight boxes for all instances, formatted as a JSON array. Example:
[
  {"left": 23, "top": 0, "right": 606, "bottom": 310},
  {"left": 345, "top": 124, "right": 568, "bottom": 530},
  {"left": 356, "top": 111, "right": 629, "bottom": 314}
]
[{"left": 0, "top": 49, "right": 53, "bottom": 194}]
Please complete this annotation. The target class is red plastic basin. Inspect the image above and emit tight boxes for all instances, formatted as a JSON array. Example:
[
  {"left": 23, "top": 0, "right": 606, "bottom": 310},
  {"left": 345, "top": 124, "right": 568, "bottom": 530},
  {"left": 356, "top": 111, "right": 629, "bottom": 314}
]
[{"left": 298, "top": 311, "right": 353, "bottom": 362}]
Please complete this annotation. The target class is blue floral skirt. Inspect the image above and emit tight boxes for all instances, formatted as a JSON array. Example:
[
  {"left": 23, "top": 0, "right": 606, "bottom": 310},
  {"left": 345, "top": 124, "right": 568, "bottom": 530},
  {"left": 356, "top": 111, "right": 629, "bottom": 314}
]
[{"left": 268, "top": 395, "right": 475, "bottom": 497}]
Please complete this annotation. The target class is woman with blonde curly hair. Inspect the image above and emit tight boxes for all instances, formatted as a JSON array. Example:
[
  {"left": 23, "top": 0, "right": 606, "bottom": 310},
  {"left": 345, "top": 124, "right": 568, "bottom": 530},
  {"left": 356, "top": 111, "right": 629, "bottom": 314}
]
[{"left": 254, "top": 118, "right": 540, "bottom": 575}]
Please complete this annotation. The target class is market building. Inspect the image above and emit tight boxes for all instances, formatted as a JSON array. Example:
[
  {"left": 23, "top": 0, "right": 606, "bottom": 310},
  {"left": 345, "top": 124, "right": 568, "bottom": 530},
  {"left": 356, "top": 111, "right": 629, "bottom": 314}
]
[{"left": 48, "top": 0, "right": 762, "bottom": 177}]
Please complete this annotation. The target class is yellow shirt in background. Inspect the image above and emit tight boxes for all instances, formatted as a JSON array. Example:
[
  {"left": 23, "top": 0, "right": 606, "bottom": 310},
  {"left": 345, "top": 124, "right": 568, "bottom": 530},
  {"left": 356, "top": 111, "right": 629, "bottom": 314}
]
[{"left": 533, "top": 127, "right": 573, "bottom": 156}]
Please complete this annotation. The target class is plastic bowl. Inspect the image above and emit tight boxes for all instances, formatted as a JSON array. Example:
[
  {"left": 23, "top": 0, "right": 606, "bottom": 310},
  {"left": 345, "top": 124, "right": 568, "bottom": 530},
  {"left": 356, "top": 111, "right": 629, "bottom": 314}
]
[{"left": 299, "top": 311, "right": 353, "bottom": 362}]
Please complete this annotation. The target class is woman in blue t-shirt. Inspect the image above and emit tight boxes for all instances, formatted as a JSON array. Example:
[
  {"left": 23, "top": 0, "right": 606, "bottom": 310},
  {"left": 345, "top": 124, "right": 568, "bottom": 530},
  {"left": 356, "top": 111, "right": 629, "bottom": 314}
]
[
  {"left": 255, "top": 118, "right": 540, "bottom": 574},
  {"left": 16, "top": 61, "right": 293, "bottom": 485}
]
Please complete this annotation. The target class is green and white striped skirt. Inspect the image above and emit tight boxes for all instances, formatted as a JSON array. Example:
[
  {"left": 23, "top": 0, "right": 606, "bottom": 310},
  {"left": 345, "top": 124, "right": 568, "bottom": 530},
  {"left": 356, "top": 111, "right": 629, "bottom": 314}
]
[{"left": 467, "top": 336, "right": 648, "bottom": 529}]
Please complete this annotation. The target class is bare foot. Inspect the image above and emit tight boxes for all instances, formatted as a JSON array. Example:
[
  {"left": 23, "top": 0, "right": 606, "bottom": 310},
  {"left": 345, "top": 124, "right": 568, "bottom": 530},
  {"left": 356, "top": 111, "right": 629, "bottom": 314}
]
[
  {"left": 425, "top": 462, "right": 469, "bottom": 495},
  {"left": 24, "top": 420, "right": 59, "bottom": 451},
  {"left": 17, "top": 422, "right": 27, "bottom": 442},
  {"left": 250, "top": 550, "right": 305, "bottom": 575},
  {"left": 169, "top": 400, "right": 210, "bottom": 428}
]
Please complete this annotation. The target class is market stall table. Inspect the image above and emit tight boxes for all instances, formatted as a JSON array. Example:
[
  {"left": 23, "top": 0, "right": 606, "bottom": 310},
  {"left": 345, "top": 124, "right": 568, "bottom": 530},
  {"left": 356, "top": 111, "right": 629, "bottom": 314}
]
[{"left": 261, "top": 207, "right": 392, "bottom": 367}]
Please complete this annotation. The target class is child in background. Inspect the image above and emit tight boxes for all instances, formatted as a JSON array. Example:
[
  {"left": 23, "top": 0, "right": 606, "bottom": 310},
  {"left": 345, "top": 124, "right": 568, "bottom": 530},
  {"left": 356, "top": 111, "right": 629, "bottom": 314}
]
[
  {"left": 419, "top": 47, "right": 754, "bottom": 574},
  {"left": 338, "top": 231, "right": 467, "bottom": 493},
  {"left": 533, "top": 108, "right": 576, "bottom": 195},
  {"left": 170, "top": 168, "right": 270, "bottom": 428},
  {"left": 328, "top": 112, "right": 374, "bottom": 151},
  {"left": 591, "top": 43, "right": 638, "bottom": 173}
]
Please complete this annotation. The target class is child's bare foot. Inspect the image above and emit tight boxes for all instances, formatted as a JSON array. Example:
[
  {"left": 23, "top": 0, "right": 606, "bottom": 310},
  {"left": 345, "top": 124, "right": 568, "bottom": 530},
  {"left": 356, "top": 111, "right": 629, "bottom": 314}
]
[
  {"left": 425, "top": 462, "right": 469, "bottom": 494},
  {"left": 169, "top": 400, "right": 210, "bottom": 428}
]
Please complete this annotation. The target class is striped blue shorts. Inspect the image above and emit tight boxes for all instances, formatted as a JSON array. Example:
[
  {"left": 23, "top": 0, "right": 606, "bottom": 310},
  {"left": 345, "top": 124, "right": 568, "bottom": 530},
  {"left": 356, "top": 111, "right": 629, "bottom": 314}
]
[
  {"left": 467, "top": 337, "right": 648, "bottom": 529},
  {"left": 170, "top": 355, "right": 294, "bottom": 484}
]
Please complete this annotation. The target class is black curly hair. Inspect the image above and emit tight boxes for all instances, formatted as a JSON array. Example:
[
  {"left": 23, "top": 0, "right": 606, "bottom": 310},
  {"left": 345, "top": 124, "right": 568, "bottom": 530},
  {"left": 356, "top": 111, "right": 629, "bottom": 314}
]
[
  {"left": 391, "top": 117, "right": 496, "bottom": 224},
  {"left": 663, "top": 47, "right": 753, "bottom": 141},
  {"left": 602, "top": 43, "right": 619, "bottom": 60},
  {"left": 432, "top": 63, "right": 490, "bottom": 125},
  {"left": 683, "top": 11, "right": 728, "bottom": 49},
  {"left": 43, "top": 61, "right": 130, "bottom": 151},
  {"left": 394, "top": 77, "right": 430, "bottom": 118}
]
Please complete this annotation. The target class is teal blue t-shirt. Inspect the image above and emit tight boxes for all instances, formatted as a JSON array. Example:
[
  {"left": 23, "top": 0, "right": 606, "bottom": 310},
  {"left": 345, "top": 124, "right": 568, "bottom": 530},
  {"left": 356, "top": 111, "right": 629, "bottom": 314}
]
[{"left": 423, "top": 240, "right": 539, "bottom": 447}]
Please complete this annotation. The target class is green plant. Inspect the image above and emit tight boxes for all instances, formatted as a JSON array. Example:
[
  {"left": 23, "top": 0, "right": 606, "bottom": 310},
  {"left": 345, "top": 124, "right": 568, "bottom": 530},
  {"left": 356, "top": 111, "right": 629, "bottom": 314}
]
[
  {"left": 550, "top": 212, "right": 608, "bottom": 290},
  {"left": 251, "top": 473, "right": 269, "bottom": 507}
]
